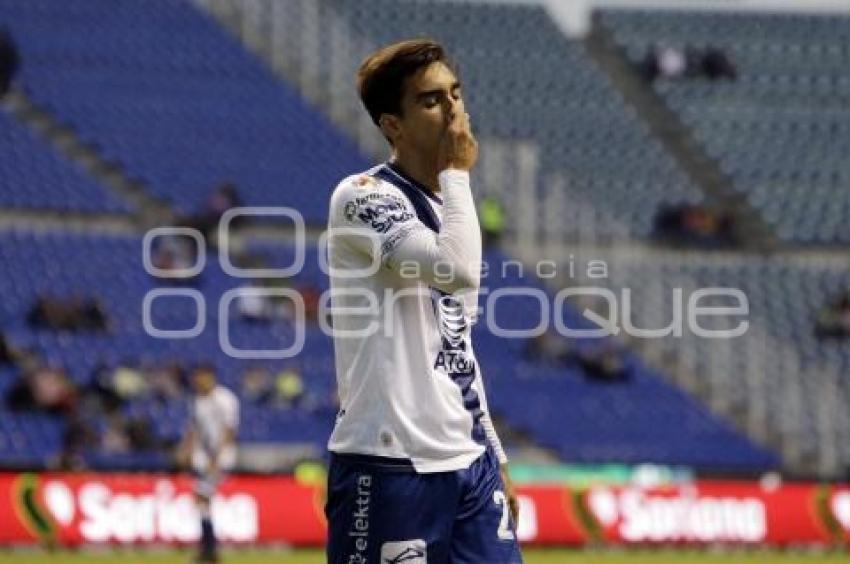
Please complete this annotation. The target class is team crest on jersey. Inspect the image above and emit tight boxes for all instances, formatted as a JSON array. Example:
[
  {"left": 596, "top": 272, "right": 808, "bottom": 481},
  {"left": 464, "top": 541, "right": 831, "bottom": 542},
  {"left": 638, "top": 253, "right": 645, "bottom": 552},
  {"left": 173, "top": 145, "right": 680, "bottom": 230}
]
[
  {"left": 343, "top": 201, "right": 358, "bottom": 221},
  {"left": 354, "top": 175, "right": 378, "bottom": 188}
]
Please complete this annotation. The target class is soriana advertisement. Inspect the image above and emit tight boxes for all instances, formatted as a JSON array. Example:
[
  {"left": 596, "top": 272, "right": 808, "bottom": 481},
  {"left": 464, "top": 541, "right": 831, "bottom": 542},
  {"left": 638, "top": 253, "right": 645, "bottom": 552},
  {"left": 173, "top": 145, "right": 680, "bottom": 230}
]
[
  {"left": 0, "top": 473, "right": 326, "bottom": 546},
  {"left": 0, "top": 472, "right": 843, "bottom": 547},
  {"left": 582, "top": 481, "right": 832, "bottom": 546}
]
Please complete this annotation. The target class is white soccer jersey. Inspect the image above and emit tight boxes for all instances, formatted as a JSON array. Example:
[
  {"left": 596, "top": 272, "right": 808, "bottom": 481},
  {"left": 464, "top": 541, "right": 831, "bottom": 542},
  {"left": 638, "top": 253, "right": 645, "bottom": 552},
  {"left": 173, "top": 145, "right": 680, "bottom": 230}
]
[
  {"left": 326, "top": 163, "right": 506, "bottom": 473},
  {"left": 191, "top": 385, "right": 239, "bottom": 473}
]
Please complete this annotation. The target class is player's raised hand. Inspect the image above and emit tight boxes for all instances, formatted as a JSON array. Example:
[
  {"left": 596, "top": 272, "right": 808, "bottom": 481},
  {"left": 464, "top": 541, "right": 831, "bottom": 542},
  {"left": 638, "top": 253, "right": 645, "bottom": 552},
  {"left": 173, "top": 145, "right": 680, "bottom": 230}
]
[{"left": 438, "top": 111, "right": 478, "bottom": 172}]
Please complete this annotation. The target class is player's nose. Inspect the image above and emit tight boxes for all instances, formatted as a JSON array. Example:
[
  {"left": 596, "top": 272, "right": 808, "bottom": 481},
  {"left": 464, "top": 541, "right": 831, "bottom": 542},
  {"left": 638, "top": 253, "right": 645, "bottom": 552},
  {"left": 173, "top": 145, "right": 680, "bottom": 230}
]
[{"left": 444, "top": 97, "right": 460, "bottom": 123}]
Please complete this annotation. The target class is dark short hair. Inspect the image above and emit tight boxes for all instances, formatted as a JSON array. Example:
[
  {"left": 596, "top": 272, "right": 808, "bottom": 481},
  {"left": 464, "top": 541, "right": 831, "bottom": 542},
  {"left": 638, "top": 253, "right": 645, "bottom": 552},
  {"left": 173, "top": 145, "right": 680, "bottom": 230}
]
[
  {"left": 357, "top": 38, "right": 457, "bottom": 126},
  {"left": 190, "top": 363, "right": 216, "bottom": 378}
]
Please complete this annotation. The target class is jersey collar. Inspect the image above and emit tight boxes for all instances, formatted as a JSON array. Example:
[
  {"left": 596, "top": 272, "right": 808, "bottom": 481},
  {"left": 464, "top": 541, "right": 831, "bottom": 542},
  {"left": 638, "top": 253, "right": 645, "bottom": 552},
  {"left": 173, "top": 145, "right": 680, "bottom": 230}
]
[
  {"left": 373, "top": 163, "right": 442, "bottom": 233},
  {"left": 385, "top": 162, "right": 443, "bottom": 205}
]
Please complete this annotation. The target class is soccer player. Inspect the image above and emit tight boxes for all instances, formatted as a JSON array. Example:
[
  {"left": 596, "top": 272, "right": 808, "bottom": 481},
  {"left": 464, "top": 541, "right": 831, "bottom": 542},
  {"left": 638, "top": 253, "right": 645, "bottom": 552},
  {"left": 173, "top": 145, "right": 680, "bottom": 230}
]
[
  {"left": 325, "top": 39, "right": 522, "bottom": 563},
  {"left": 179, "top": 364, "right": 239, "bottom": 564}
]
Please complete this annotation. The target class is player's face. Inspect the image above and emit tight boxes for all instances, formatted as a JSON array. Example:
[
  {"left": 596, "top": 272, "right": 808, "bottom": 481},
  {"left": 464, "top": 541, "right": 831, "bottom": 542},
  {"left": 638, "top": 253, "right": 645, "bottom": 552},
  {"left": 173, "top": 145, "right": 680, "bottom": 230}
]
[
  {"left": 395, "top": 61, "right": 464, "bottom": 164},
  {"left": 192, "top": 371, "right": 215, "bottom": 395}
]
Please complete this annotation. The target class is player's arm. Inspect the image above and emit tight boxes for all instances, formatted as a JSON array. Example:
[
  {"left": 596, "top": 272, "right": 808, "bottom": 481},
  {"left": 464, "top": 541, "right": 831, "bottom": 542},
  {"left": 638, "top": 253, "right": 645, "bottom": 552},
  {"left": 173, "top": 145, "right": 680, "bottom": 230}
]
[
  {"left": 177, "top": 421, "right": 196, "bottom": 469},
  {"left": 479, "top": 388, "right": 519, "bottom": 527},
  {"left": 389, "top": 110, "right": 481, "bottom": 293},
  {"left": 385, "top": 166, "right": 481, "bottom": 294}
]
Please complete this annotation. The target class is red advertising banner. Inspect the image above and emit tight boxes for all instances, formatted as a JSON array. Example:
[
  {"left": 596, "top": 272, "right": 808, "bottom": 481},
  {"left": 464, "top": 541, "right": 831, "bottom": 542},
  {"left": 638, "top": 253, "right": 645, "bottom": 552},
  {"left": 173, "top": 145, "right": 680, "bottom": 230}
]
[
  {"left": 0, "top": 472, "right": 326, "bottom": 546},
  {"left": 583, "top": 481, "right": 831, "bottom": 546},
  {"left": 0, "top": 473, "right": 842, "bottom": 547},
  {"left": 513, "top": 486, "right": 587, "bottom": 545},
  {"left": 829, "top": 487, "right": 850, "bottom": 544}
]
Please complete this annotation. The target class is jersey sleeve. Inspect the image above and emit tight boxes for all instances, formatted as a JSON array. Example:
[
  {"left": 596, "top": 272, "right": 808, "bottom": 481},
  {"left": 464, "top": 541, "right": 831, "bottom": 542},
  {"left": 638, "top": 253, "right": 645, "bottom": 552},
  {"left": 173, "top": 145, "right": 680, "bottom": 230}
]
[
  {"left": 330, "top": 170, "right": 482, "bottom": 295},
  {"left": 330, "top": 173, "right": 420, "bottom": 266}
]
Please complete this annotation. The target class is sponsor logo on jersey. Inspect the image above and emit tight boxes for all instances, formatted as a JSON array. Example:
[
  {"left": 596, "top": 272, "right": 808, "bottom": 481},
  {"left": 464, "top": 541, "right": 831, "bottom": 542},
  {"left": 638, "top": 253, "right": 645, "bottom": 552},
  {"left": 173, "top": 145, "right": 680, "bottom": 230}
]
[
  {"left": 431, "top": 292, "right": 485, "bottom": 440},
  {"left": 436, "top": 295, "right": 467, "bottom": 347},
  {"left": 433, "top": 295, "right": 475, "bottom": 374},
  {"left": 381, "top": 226, "right": 413, "bottom": 258},
  {"left": 344, "top": 193, "right": 414, "bottom": 234}
]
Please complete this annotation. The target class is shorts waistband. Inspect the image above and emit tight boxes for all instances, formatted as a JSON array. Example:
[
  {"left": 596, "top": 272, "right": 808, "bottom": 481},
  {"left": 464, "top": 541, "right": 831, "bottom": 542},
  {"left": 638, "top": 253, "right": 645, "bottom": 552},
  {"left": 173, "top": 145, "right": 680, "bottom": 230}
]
[{"left": 329, "top": 451, "right": 417, "bottom": 472}]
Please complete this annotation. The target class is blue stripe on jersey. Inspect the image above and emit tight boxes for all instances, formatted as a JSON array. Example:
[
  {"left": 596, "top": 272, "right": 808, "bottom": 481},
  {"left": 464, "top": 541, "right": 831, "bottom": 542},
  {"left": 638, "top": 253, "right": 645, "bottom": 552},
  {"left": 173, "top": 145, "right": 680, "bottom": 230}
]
[
  {"left": 431, "top": 290, "right": 487, "bottom": 446},
  {"left": 385, "top": 162, "right": 443, "bottom": 205},
  {"left": 373, "top": 164, "right": 441, "bottom": 232}
]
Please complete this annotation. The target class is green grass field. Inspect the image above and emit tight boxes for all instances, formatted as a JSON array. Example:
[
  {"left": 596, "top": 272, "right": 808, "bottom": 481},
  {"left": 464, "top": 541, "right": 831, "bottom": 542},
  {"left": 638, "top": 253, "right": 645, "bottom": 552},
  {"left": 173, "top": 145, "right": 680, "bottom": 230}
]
[{"left": 0, "top": 549, "right": 847, "bottom": 563}]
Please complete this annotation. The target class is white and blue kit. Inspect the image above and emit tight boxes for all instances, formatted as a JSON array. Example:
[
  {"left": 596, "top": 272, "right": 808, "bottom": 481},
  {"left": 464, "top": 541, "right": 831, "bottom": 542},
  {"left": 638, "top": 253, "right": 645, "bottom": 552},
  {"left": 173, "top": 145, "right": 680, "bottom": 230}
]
[
  {"left": 191, "top": 384, "right": 239, "bottom": 497},
  {"left": 325, "top": 163, "right": 522, "bottom": 563}
]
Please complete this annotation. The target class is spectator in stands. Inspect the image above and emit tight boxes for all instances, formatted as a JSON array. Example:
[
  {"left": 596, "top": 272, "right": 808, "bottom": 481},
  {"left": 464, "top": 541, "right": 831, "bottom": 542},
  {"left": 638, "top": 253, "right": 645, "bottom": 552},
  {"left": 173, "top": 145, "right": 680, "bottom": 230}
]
[
  {"left": 653, "top": 204, "right": 737, "bottom": 248},
  {"left": 524, "top": 330, "right": 572, "bottom": 365},
  {"left": 297, "top": 281, "right": 321, "bottom": 324},
  {"left": 237, "top": 281, "right": 274, "bottom": 322},
  {"left": 640, "top": 45, "right": 686, "bottom": 81},
  {"left": 149, "top": 361, "right": 184, "bottom": 402},
  {"left": 479, "top": 196, "right": 506, "bottom": 248},
  {"left": 274, "top": 368, "right": 306, "bottom": 408},
  {"left": 7, "top": 363, "right": 78, "bottom": 415},
  {"left": 815, "top": 293, "right": 850, "bottom": 338},
  {"left": 110, "top": 361, "right": 148, "bottom": 400},
  {"left": 190, "top": 181, "right": 242, "bottom": 243},
  {"left": 150, "top": 233, "right": 200, "bottom": 280},
  {"left": 640, "top": 44, "right": 736, "bottom": 83},
  {"left": 700, "top": 47, "right": 737, "bottom": 81},
  {"left": 0, "top": 28, "right": 18, "bottom": 99},
  {"left": 100, "top": 413, "right": 132, "bottom": 453},
  {"left": 524, "top": 331, "right": 630, "bottom": 382},
  {"left": 27, "top": 295, "right": 109, "bottom": 332},
  {"left": 241, "top": 365, "right": 273, "bottom": 404},
  {"left": 88, "top": 362, "right": 124, "bottom": 412},
  {"left": 576, "top": 343, "right": 630, "bottom": 383}
]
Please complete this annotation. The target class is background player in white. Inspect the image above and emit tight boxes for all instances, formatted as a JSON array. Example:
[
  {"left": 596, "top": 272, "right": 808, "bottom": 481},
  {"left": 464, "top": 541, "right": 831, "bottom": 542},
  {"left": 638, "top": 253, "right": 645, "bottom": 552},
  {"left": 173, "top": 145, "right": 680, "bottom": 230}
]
[
  {"left": 178, "top": 364, "right": 239, "bottom": 564},
  {"left": 325, "top": 39, "right": 522, "bottom": 563}
]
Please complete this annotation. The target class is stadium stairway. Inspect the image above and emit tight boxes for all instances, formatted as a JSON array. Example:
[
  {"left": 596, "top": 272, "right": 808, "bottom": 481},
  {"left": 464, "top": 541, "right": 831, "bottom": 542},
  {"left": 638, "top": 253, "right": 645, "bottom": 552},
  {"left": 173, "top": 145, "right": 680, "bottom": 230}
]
[
  {"left": 584, "top": 19, "right": 778, "bottom": 251},
  {"left": 0, "top": 0, "right": 369, "bottom": 220},
  {"left": 599, "top": 8, "right": 850, "bottom": 245},
  {"left": 4, "top": 88, "right": 174, "bottom": 227}
]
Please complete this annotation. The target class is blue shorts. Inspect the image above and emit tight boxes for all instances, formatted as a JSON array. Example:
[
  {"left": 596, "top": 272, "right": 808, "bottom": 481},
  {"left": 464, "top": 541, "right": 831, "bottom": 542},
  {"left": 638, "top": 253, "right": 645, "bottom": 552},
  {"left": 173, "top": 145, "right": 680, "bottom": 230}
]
[{"left": 325, "top": 448, "right": 522, "bottom": 564}]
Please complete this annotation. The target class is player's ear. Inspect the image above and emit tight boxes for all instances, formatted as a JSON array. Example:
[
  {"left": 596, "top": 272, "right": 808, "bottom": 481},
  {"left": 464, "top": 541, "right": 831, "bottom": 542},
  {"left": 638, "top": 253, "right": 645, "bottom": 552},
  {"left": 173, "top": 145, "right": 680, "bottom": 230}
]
[{"left": 378, "top": 114, "right": 402, "bottom": 143}]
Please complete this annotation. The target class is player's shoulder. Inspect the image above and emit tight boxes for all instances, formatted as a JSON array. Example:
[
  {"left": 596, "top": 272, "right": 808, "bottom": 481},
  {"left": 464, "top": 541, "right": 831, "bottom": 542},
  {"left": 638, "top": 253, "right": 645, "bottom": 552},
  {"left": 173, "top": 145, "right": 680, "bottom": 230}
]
[
  {"left": 329, "top": 166, "right": 414, "bottom": 225},
  {"left": 331, "top": 166, "right": 403, "bottom": 207},
  {"left": 214, "top": 385, "right": 239, "bottom": 406}
]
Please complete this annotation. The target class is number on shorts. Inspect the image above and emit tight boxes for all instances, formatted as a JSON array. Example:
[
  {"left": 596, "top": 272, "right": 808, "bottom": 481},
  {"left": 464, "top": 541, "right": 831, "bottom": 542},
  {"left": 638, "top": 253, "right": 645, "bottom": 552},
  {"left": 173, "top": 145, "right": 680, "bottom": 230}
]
[{"left": 493, "top": 490, "right": 515, "bottom": 540}]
